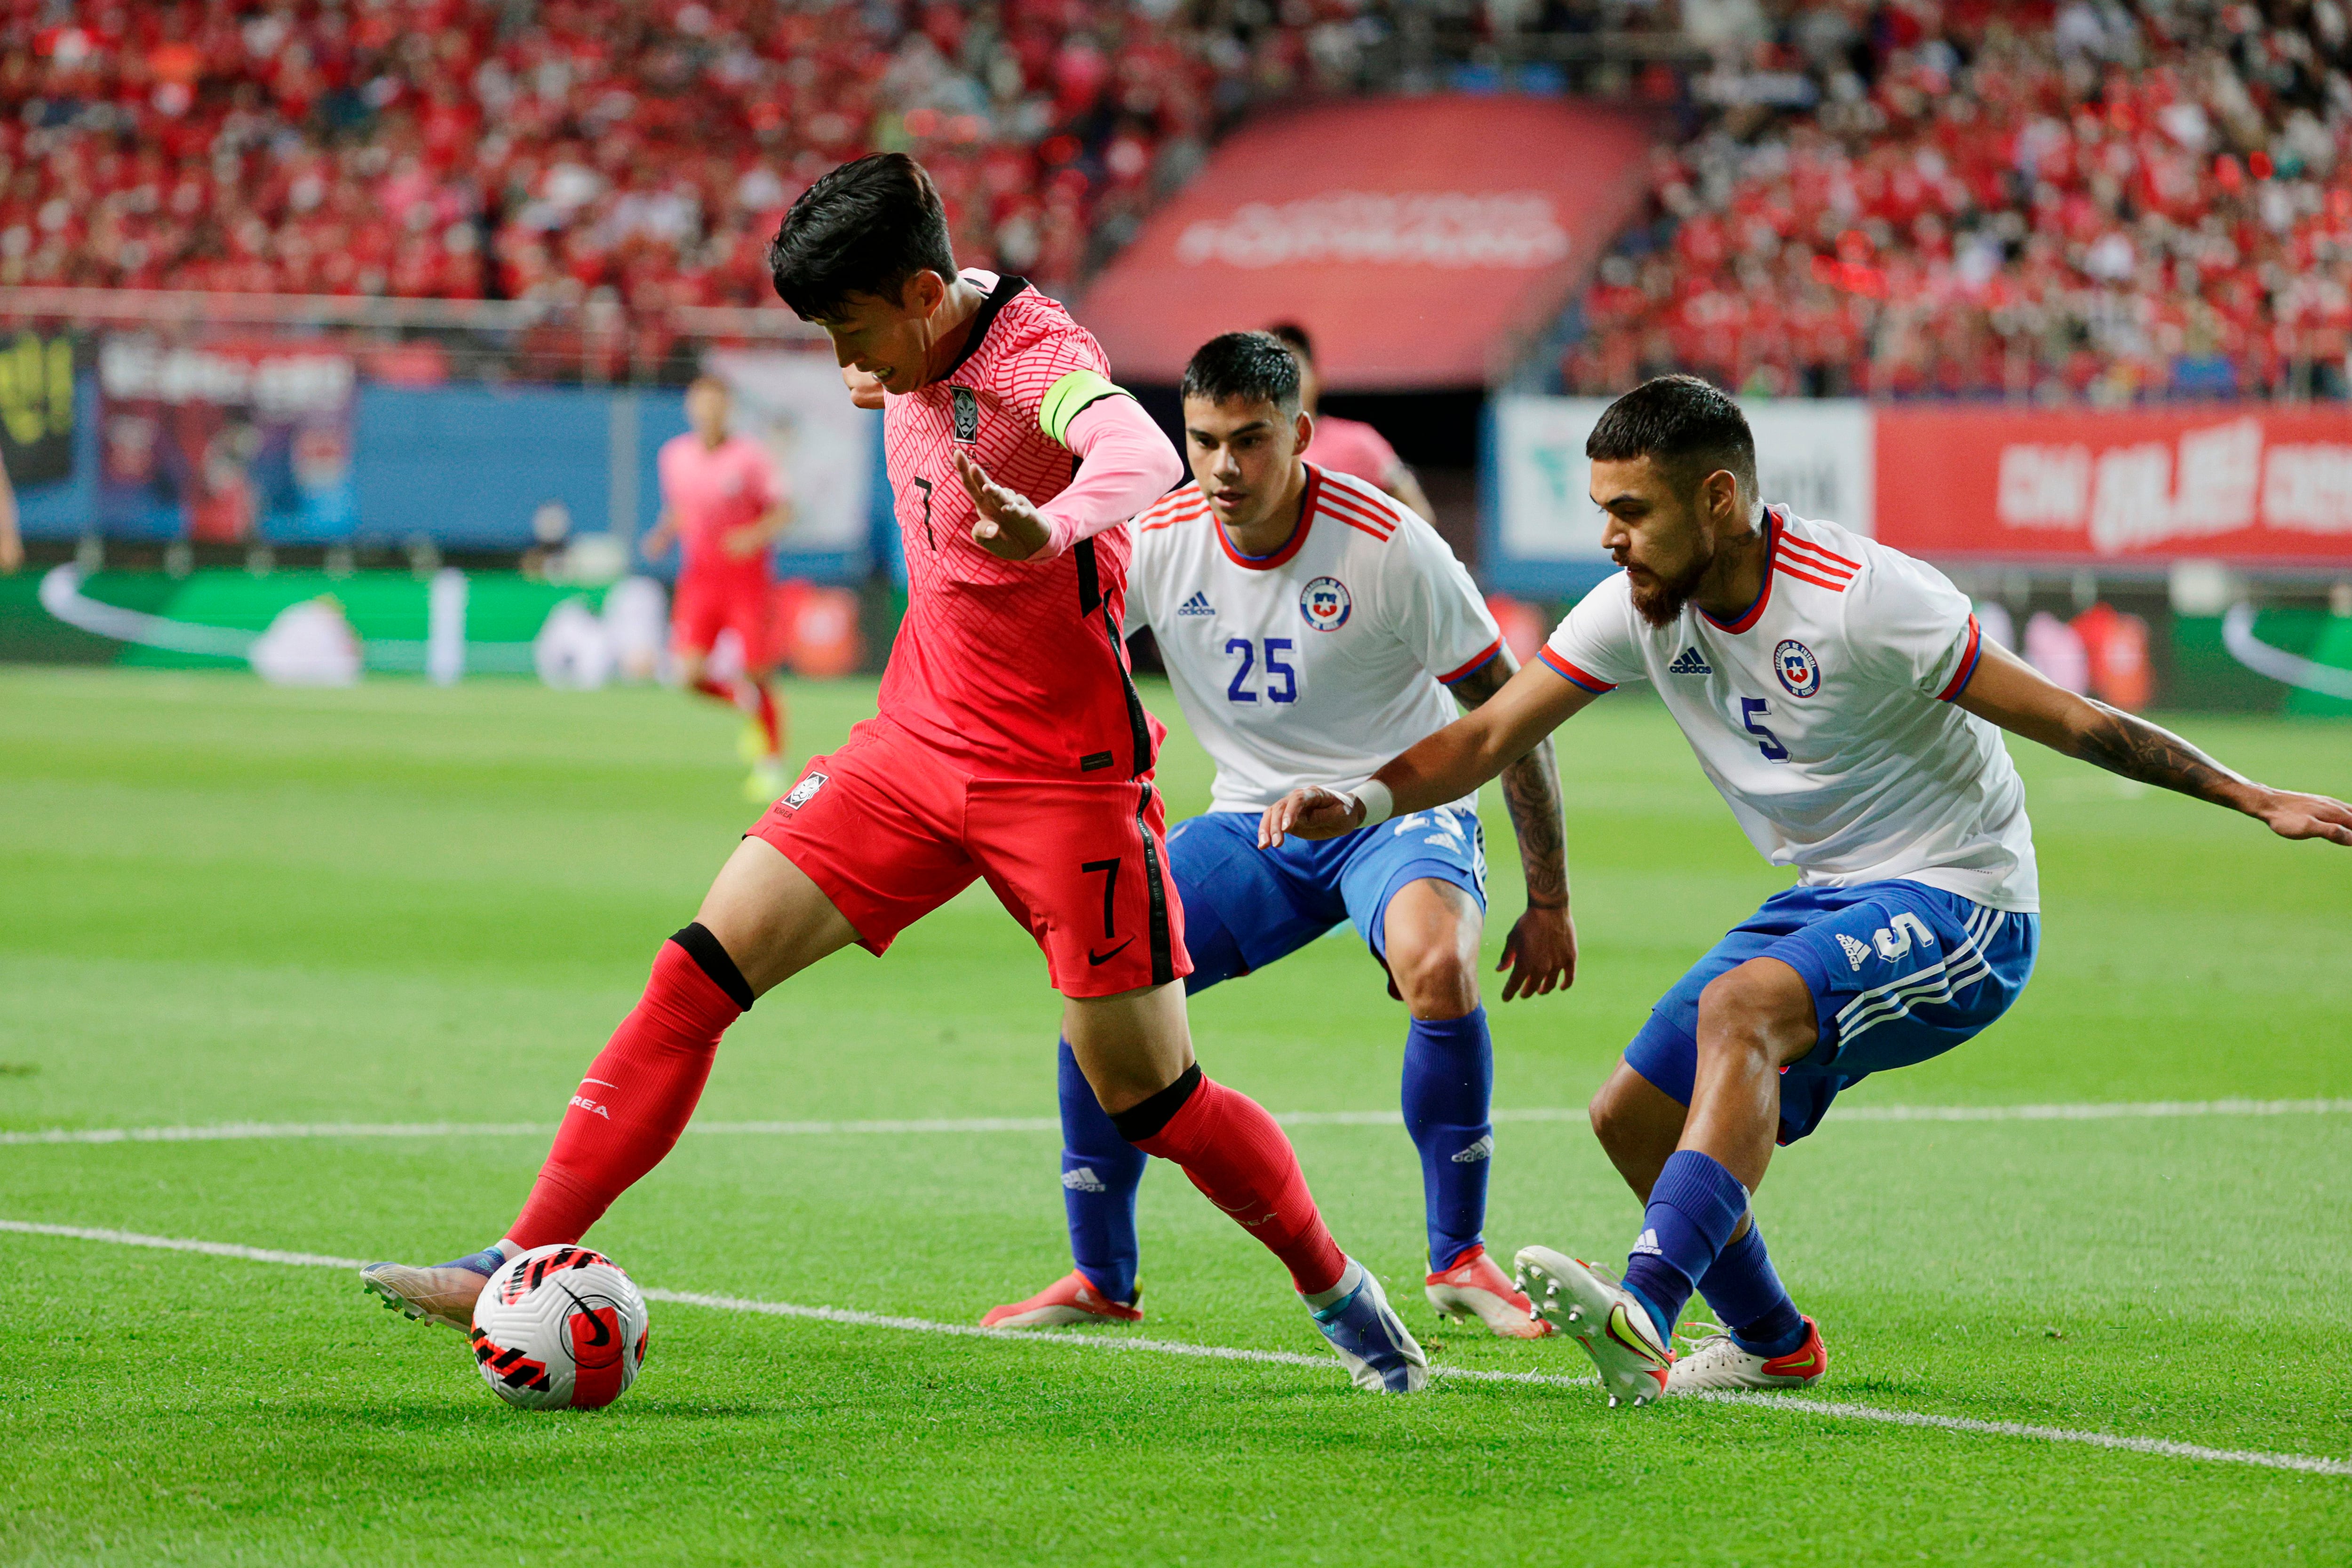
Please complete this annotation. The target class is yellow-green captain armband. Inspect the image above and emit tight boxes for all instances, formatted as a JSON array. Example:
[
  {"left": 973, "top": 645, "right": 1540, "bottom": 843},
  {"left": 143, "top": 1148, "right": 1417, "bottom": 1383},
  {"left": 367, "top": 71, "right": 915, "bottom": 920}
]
[{"left": 1039, "top": 368, "right": 1130, "bottom": 446}]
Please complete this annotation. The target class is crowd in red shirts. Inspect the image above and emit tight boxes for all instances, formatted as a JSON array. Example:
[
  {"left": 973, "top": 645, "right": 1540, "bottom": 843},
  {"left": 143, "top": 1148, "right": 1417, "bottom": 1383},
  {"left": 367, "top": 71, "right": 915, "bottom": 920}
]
[
  {"left": 1566, "top": 0, "right": 2352, "bottom": 402},
  {"left": 0, "top": 0, "right": 1385, "bottom": 314}
]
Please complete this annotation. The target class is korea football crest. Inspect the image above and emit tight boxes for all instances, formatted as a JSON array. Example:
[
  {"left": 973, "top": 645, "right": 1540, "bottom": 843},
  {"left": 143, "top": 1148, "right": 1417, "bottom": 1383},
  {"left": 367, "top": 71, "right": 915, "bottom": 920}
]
[
  {"left": 951, "top": 386, "right": 979, "bottom": 443},
  {"left": 1773, "top": 639, "right": 1821, "bottom": 697},
  {"left": 1299, "top": 576, "right": 1352, "bottom": 632}
]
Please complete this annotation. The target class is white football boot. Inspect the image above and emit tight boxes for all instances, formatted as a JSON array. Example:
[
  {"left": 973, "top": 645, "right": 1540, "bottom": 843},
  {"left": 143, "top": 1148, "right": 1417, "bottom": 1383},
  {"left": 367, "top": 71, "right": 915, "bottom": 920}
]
[
  {"left": 1424, "top": 1244, "right": 1550, "bottom": 1338},
  {"left": 359, "top": 1248, "right": 503, "bottom": 1331},
  {"left": 1307, "top": 1264, "right": 1430, "bottom": 1393},
  {"left": 1514, "top": 1245, "right": 1673, "bottom": 1406},
  {"left": 1668, "top": 1317, "right": 1828, "bottom": 1394}
]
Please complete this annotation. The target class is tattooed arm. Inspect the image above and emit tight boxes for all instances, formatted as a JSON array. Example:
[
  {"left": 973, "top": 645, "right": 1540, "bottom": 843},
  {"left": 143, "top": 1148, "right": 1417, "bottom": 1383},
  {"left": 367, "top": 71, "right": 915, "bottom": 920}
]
[
  {"left": 1448, "top": 647, "right": 1579, "bottom": 998},
  {"left": 1957, "top": 640, "right": 2352, "bottom": 846}
]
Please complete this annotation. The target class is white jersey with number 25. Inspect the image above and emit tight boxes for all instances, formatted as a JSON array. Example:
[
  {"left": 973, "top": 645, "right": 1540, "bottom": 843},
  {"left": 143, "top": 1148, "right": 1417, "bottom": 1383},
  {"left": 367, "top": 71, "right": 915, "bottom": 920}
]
[
  {"left": 1541, "top": 507, "right": 2038, "bottom": 913},
  {"left": 1128, "top": 464, "right": 1504, "bottom": 815}
]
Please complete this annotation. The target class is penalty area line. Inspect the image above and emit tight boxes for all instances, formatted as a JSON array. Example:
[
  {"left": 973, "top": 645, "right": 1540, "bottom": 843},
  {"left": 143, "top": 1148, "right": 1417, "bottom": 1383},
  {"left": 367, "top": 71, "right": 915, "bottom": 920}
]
[
  {"left": 3, "top": 1218, "right": 2347, "bottom": 1478},
  {"left": 6, "top": 1098, "right": 2352, "bottom": 1147}
]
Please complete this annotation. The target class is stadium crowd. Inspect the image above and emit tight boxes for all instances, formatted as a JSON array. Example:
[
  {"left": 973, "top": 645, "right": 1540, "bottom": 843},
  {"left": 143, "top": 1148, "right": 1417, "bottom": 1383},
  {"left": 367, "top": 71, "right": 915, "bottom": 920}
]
[
  {"left": 1565, "top": 0, "right": 2352, "bottom": 402},
  {"left": 0, "top": 0, "right": 1397, "bottom": 313}
]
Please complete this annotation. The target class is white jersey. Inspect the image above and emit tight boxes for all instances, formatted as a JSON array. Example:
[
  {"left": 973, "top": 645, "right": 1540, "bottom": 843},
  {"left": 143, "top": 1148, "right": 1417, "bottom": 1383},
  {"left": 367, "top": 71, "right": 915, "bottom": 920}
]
[
  {"left": 1129, "top": 464, "right": 1504, "bottom": 814},
  {"left": 1542, "top": 507, "right": 2038, "bottom": 912}
]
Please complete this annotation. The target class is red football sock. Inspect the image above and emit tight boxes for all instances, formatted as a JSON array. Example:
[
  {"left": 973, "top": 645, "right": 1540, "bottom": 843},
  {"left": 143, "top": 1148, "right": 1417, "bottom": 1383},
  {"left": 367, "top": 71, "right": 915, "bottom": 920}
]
[
  {"left": 689, "top": 675, "right": 741, "bottom": 708},
  {"left": 1132, "top": 1074, "right": 1346, "bottom": 1296},
  {"left": 750, "top": 680, "right": 782, "bottom": 757},
  {"left": 506, "top": 933, "right": 746, "bottom": 1250}
]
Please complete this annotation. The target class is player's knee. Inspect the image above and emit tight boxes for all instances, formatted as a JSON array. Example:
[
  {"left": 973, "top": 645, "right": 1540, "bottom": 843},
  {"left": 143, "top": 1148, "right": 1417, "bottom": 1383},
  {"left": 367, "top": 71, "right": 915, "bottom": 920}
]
[{"left": 1388, "top": 936, "right": 1479, "bottom": 1020}]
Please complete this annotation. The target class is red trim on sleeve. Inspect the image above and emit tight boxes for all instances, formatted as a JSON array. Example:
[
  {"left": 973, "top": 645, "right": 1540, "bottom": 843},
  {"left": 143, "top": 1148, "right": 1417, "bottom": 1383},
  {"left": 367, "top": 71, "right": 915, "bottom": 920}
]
[
  {"left": 1538, "top": 646, "right": 1615, "bottom": 693},
  {"left": 1936, "top": 614, "right": 1985, "bottom": 701},
  {"left": 1438, "top": 636, "right": 1505, "bottom": 686}
]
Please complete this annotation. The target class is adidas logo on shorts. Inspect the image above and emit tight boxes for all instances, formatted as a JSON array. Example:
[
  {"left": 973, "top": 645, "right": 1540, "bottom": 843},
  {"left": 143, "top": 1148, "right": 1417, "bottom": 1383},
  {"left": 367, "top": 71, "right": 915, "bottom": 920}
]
[
  {"left": 1177, "top": 591, "right": 1214, "bottom": 616},
  {"left": 1836, "top": 933, "right": 1873, "bottom": 971},
  {"left": 1668, "top": 646, "right": 1713, "bottom": 675}
]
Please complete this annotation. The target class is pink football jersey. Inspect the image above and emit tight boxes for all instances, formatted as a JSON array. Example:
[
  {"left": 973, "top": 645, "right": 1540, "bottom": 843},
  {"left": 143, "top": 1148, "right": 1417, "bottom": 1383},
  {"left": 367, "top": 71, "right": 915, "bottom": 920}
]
[{"left": 877, "top": 273, "right": 1159, "bottom": 780}]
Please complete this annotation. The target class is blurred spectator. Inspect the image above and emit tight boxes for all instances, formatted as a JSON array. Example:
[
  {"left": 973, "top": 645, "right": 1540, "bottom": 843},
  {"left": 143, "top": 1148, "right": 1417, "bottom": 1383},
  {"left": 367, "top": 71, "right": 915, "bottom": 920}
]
[
  {"left": 0, "top": 0, "right": 1398, "bottom": 334},
  {"left": 1565, "top": 0, "right": 2352, "bottom": 403}
]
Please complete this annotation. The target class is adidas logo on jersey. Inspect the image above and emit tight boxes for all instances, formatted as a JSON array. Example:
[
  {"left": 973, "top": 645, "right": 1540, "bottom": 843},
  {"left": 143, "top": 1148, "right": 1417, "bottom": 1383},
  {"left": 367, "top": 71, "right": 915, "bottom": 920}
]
[
  {"left": 1668, "top": 646, "right": 1713, "bottom": 675},
  {"left": 1450, "top": 1134, "right": 1494, "bottom": 1165},
  {"left": 1836, "top": 933, "right": 1873, "bottom": 972},
  {"left": 1176, "top": 591, "right": 1214, "bottom": 616},
  {"left": 1062, "top": 1167, "right": 1108, "bottom": 1193}
]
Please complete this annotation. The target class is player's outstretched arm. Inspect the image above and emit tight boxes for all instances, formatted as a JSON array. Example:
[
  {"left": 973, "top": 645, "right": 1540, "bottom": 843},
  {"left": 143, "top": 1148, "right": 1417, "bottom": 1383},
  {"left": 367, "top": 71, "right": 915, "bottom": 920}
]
[
  {"left": 1262, "top": 658, "right": 1600, "bottom": 847},
  {"left": 1957, "top": 640, "right": 2352, "bottom": 847},
  {"left": 1450, "top": 649, "right": 1576, "bottom": 998}
]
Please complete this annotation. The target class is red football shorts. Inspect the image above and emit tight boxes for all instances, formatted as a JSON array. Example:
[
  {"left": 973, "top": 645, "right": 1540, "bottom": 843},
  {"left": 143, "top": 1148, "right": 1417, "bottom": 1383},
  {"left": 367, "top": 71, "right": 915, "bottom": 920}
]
[
  {"left": 749, "top": 717, "right": 1190, "bottom": 999},
  {"left": 671, "top": 570, "right": 776, "bottom": 672}
]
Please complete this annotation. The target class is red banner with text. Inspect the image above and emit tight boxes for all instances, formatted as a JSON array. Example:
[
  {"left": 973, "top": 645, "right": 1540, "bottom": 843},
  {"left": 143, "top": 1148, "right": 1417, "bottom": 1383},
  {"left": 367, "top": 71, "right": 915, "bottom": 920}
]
[
  {"left": 1874, "top": 406, "right": 2352, "bottom": 564},
  {"left": 1076, "top": 97, "right": 1656, "bottom": 390}
]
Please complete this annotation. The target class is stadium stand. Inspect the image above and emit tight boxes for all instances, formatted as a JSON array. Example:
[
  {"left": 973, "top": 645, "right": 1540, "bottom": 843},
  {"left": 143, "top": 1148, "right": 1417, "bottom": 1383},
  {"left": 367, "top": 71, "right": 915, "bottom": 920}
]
[
  {"left": 0, "top": 0, "right": 1404, "bottom": 319},
  {"left": 1563, "top": 0, "right": 2352, "bottom": 402}
]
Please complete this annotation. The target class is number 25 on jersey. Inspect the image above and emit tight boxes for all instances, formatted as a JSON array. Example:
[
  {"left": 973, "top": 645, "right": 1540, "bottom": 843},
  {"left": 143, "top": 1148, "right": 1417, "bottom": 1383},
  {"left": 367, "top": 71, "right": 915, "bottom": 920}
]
[{"left": 1225, "top": 638, "right": 1297, "bottom": 705}]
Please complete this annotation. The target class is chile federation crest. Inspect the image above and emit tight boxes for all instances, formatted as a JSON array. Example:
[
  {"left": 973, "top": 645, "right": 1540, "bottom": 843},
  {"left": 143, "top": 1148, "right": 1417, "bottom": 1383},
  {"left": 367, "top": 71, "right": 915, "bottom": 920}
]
[
  {"left": 1299, "top": 577, "right": 1352, "bottom": 632},
  {"left": 1773, "top": 639, "right": 1821, "bottom": 697}
]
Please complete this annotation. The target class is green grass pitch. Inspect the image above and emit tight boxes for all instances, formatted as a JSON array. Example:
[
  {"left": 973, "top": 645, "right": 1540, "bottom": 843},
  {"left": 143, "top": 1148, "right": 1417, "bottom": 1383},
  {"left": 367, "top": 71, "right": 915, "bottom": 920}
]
[{"left": 1, "top": 665, "right": 2347, "bottom": 1565}]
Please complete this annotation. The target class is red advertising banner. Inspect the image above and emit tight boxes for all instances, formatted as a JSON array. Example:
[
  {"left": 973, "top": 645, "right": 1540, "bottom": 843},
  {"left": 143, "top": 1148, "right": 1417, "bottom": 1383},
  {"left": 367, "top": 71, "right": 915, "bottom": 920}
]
[
  {"left": 1875, "top": 406, "right": 2352, "bottom": 564},
  {"left": 1076, "top": 97, "right": 1655, "bottom": 390}
]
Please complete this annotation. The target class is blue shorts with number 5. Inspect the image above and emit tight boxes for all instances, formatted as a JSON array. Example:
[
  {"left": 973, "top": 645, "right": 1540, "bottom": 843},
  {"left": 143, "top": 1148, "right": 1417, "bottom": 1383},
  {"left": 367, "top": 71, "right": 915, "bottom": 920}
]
[
  {"left": 1163, "top": 806, "right": 1488, "bottom": 990},
  {"left": 1626, "top": 880, "right": 2039, "bottom": 1143}
]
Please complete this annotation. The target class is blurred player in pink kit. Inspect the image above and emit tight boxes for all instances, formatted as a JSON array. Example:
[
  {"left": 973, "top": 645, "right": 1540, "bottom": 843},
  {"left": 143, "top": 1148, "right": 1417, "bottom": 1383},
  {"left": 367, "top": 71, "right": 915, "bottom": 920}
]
[
  {"left": 1267, "top": 323, "right": 1435, "bottom": 522},
  {"left": 642, "top": 375, "right": 794, "bottom": 801}
]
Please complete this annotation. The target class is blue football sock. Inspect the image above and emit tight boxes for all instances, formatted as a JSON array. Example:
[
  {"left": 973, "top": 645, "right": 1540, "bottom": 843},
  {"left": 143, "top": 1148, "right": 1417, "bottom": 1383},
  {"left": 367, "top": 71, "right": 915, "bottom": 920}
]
[
  {"left": 1696, "top": 1221, "right": 1806, "bottom": 1357},
  {"left": 1400, "top": 1007, "right": 1493, "bottom": 1272},
  {"left": 1057, "top": 1036, "right": 1146, "bottom": 1304},
  {"left": 1620, "top": 1149, "right": 1749, "bottom": 1340}
]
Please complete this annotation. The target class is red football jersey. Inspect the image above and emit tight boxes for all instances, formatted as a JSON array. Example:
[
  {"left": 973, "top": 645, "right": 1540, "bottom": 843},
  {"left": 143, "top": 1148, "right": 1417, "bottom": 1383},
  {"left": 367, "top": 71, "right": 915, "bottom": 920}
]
[{"left": 878, "top": 273, "right": 1160, "bottom": 779}]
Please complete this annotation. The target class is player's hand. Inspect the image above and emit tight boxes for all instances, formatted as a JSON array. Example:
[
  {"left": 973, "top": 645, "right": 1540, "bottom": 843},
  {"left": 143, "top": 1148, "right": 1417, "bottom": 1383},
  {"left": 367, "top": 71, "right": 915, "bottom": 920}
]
[
  {"left": 957, "top": 450, "right": 1050, "bottom": 561},
  {"left": 842, "top": 365, "right": 886, "bottom": 410},
  {"left": 720, "top": 524, "right": 765, "bottom": 559},
  {"left": 0, "top": 532, "right": 19, "bottom": 574},
  {"left": 1497, "top": 902, "right": 1576, "bottom": 1001},
  {"left": 1259, "top": 786, "right": 1364, "bottom": 847},
  {"left": 2253, "top": 787, "right": 2352, "bottom": 847}
]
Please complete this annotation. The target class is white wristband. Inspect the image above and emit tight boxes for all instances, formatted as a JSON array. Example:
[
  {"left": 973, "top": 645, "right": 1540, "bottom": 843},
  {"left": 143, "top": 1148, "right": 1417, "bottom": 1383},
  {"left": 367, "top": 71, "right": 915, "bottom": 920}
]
[{"left": 1351, "top": 779, "right": 1394, "bottom": 831}]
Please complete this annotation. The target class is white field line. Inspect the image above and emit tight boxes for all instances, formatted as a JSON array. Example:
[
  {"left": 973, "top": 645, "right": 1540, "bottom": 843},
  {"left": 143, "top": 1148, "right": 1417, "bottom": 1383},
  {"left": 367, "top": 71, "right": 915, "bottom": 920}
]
[
  {"left": 4, "top": 1217, "right": 2346, "bottom": 1479},
  {"left": 5, "top": 1098, "right": 2351, "bottom": 1147}
]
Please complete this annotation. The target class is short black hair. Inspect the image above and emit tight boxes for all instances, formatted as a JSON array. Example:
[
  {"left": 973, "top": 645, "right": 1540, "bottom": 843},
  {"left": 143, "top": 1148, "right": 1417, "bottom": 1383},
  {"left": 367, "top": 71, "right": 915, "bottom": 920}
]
[
  {"left": 1180, "top": 331, "right": 1301, "bottom": 413},
  {"left": 1264, "top": 322, "right": 1313, "bottom": 361},
  {"left": 1586, "top": 374, "right": 1757, "bottom": 500},
  {"left": 767, "top": 153, "right": 958, "bottom": 322}
]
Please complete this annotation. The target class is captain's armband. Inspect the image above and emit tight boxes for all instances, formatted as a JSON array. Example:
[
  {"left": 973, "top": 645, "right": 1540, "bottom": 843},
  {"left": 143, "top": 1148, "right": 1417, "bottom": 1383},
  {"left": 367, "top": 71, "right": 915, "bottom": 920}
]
[{"left": 1039, "top": 369, "right": 1130, "bottom": 446}]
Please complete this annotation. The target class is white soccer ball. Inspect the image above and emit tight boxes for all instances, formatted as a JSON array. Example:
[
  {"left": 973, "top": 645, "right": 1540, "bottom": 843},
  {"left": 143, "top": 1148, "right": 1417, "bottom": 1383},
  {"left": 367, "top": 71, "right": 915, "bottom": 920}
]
[{"left": 468, "top": 1244, "right": 650, "bottom": 1410}]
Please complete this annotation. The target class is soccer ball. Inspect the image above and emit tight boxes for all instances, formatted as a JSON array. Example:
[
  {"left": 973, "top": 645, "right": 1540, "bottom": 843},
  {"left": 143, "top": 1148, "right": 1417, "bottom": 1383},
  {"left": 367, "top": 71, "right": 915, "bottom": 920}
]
[{"left": 468, "top": 1244, "right": 650, "bottom": 1410}]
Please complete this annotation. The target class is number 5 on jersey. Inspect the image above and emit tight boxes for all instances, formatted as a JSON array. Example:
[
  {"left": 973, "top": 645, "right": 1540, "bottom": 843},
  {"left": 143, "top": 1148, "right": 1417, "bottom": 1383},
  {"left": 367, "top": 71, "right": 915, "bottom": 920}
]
[{"left": 1741, "top": 697, "right": 1790, "bottom": 763}]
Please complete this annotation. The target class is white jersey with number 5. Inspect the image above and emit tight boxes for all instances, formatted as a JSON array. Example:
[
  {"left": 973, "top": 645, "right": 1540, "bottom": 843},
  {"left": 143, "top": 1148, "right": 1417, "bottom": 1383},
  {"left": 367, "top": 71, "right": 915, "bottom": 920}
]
[
  {"left": 1128, "top": 464, "right": 1504, "bottom": 814},
  {"left": 1542, "top": 507, "right": 2038, "bottom": 912}
]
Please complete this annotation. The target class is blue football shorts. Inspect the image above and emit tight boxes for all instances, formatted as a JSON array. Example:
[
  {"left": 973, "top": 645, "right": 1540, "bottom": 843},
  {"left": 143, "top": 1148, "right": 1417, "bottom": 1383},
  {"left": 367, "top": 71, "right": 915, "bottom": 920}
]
[
  {"left": 1164, "top": 805, "right": 1488, "bottom": 992},
  {"left": 1624, "top": 879, "right": 2040, "bottom": 1143}
]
